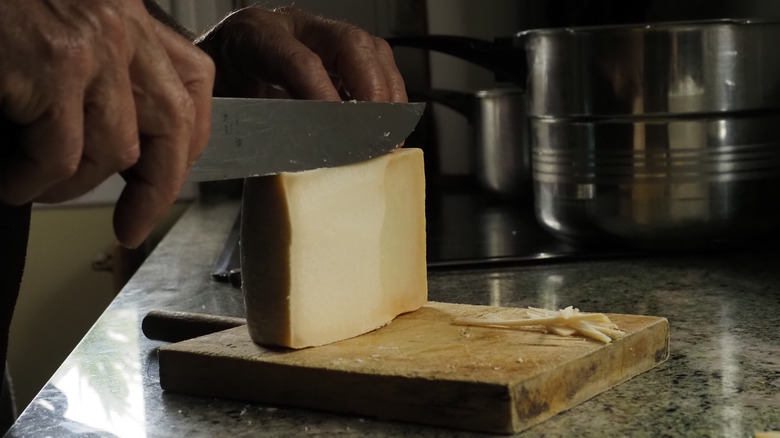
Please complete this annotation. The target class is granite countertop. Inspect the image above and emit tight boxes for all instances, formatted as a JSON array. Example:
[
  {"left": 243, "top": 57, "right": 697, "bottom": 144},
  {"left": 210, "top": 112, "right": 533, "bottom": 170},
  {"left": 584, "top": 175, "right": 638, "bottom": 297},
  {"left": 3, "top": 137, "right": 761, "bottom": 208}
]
[{"left": 6, "top": 199, "right": 780, "bottom": 437}]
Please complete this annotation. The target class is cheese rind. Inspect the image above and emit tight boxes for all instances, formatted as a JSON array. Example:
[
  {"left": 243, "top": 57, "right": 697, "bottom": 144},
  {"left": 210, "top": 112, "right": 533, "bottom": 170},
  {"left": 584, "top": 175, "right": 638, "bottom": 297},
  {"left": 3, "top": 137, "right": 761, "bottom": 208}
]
[{"left": 241, "top": 148, "right": 427, "bottom": 348}]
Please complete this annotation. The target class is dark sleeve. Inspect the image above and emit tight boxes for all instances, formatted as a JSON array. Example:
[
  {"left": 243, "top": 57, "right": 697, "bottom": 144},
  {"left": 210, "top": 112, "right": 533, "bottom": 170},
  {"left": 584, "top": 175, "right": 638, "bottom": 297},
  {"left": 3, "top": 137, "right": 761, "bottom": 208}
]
[{"left": 0, "top": 202, "right": 31, "bottom": 379}]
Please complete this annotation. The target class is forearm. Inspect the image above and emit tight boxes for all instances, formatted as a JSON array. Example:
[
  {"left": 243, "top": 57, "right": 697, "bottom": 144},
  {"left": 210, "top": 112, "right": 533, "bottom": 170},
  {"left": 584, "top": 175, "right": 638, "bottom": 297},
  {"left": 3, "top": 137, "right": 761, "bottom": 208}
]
[{"left": 142, "top": 0, "right": 197, "bottom": 41}]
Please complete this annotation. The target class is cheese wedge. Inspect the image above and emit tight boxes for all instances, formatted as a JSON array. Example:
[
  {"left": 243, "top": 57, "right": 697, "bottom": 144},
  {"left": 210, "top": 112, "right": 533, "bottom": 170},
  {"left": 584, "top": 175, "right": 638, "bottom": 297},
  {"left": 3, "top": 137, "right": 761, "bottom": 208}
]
[{"left": 240, "top": 148, "right": 427, "bottom": 348}]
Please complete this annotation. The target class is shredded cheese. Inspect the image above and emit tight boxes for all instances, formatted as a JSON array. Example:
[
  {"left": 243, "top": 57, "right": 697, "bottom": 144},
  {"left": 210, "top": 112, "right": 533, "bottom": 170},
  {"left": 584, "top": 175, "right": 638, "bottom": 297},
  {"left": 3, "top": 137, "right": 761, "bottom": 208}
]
[{"left": 452, "top": 306, "right": 626, "bottom": 343}]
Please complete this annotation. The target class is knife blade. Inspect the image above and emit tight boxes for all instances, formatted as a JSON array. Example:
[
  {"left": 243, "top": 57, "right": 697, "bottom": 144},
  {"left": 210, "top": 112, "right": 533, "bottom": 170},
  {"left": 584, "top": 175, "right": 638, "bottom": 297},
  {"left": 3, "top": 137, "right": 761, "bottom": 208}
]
[{"left": 186, "top": 98, "right": 425, "bottom": 182}]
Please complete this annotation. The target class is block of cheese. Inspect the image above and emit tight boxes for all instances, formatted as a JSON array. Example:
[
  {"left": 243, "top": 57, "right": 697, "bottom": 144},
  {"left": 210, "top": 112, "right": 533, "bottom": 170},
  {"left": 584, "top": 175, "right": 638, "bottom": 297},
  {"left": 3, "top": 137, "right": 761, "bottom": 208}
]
[{"left": 240, "top": 148, "right": 427, "bottom": 348}]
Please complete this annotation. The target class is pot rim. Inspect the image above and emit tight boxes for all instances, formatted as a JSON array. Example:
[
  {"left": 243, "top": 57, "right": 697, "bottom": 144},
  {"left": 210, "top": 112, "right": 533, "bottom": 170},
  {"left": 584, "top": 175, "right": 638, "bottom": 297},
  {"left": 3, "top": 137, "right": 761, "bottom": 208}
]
[{"left": 516, "top": 18, "right": 780, "bottom": 39}]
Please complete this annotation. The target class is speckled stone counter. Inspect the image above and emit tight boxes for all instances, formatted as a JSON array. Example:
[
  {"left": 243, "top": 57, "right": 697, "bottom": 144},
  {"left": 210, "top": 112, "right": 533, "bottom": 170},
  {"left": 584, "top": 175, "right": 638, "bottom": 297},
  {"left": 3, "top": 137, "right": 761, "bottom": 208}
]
[{"left": 6, "top": 199, "right": 780, "bottom": 437}]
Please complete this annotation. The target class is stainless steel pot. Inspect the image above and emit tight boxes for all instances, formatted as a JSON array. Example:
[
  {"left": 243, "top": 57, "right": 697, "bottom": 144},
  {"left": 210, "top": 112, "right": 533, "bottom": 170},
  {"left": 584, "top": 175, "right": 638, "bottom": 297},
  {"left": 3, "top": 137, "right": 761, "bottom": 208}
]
[
  {"left": 474, "top": 88, "right": 530, "bottom": 197},
  {"left": 391, "top": 19, "right": 780, "bottom": 117},
  {"left": 390, "top": 19, "right": 780, "bottom": 247},
  {"left": 532, "top": 113, "right": 780, "bottom": 248},
  {"left": 410, "top": 88, "right": 530, "bottom": 197}
]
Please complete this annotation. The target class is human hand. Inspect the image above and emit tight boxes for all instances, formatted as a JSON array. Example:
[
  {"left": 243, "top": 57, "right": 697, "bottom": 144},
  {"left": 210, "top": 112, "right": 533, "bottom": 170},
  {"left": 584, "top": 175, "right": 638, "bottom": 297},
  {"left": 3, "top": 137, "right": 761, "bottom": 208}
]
[
  {"left": 0, "top": 0, "right": 215, "bottom": 248},
  {"left": 196, "top": 6, "right": 407, "bottom": 102}
]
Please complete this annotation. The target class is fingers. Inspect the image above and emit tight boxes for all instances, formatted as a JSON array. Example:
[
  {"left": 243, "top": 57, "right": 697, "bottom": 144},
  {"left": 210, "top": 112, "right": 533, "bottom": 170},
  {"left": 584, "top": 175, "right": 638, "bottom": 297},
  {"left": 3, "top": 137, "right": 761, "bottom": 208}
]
[
  {"left": 0, "top": 0, "right": 140, "bottom": 206},
  {"left": 152, "top": 21, "right": 214, "bottom": 164},
  {"left": 0, "top": 95, "right": 85, "bottom": 205},
  {"left": 0, "top": 0, "right": 94, "bottom": 205},
  {"left": 36, "top": 29, "right": 140, "bottom": 203},
  {"left": 270, "top": 40, "right": 342, "bottom": 101},
  {"left": 330, "top": 30, "right": 407, "bottom": 102},
  {"left": 370, "top": 37, "right": 408, "bottom": 102},
  {"left": 239, "top": 23, "right": 341, "bottom": 101},
  {"left": 202, "top": 8, "right": 339, "bottom": 101},
  {"left": 329, "top": 28, "right": 390, "bottom": 101},
  {"left": 285, "top": 7, "right": 407, "bottom": 102},
  {"left": 0, "top": 0, "right": 214, "bottom": 249},
  {"left": 113, "top": 20, "right": 214, "bottom": 248},
  {"left": 198, "top": 6, "right": 407, "bottom": 102}
]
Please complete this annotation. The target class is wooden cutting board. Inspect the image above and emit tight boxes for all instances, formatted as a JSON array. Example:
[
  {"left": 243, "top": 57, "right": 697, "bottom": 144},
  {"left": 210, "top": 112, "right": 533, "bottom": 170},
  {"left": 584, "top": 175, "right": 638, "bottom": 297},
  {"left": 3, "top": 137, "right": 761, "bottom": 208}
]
[{"left": 158, "top": 302, "right": 669, "bottom": 434}]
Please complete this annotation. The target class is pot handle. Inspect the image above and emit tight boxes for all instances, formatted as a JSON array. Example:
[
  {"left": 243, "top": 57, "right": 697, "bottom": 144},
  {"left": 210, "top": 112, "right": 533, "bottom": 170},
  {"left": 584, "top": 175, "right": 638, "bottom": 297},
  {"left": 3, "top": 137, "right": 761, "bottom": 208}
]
[
  {"left": 387, "top": 35, "right": 527, "bottom": 88},
  {"left": 407, "top": 89, "right": 474, "bottom": 121}
]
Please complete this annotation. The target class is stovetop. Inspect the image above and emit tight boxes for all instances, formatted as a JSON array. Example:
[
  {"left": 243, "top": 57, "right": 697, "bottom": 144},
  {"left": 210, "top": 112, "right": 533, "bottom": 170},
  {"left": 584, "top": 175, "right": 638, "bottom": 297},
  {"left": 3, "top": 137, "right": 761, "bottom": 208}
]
[{"left": 423, "top": 186, "right": 631, "bottom": 269}]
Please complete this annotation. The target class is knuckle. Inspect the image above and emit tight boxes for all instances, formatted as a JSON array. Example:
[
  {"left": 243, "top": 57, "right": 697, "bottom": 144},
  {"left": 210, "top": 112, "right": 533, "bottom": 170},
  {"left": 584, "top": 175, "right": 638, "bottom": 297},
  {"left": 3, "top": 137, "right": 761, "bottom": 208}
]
[
  {"left": 374, "top": 87, "right": 391, "bottom": 102},
  {"left": 89, "top": 2, "right": 124, "bottom": 36},
  {"left": 89, "top": 3, "right": 129, "bottom": 51},
  {"left": 373, "top": 37, "right": 394, "bottom": 56},
  {"left": 342, "top": 27, "right": 375, "bottom": 49},
  {"left": 164, "top": 184, "right": 182, "bottom": 204},
  {"left": 40, "top": 2, "right": 127, "bottom": 76},
  {"left": 286, "top": 49, "right": 324, "bottom": 72},
  {"left": 45, "top": 36, "right": 92, "bottom": 73},
  {"left": 44, "top": 119, "right": 83, "bottom": 180},
  {"left": 0, "top": 75, "right": 43, "bottom": 124},
  {"left": 117, "top": 140, "right": 141, "bottom": 170},
  {"left": 193, "top": 49, "right": 216, "bottom": 83},
  {"left": 361, "top": 82, "right": 390, "bottom": 102},
  {"left": 49, "top": 150, "right": 82, "bottom": 181},
  {"left": 173, "top": 45, "right": 216, "bottom": 91},
  {"left": 163, "top": 93, "right": 196, "bottom": 133},
  {"left": 39, "top": 32, "right": 95, "bottom": 81}
]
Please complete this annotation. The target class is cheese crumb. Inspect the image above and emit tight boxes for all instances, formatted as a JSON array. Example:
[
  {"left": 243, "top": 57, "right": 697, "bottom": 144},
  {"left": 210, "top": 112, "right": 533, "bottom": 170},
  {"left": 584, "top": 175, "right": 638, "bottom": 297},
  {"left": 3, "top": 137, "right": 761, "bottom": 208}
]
[{"left": 452, "top": 306, "right": 626, "bottom": 343}]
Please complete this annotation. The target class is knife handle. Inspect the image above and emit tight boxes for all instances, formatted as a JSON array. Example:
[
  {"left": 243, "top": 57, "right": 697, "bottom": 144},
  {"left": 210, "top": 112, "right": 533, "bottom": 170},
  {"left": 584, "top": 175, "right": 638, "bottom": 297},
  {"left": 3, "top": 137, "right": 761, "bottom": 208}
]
[{"left": 142, "top": 309, "right": 246, "bottom": 343}]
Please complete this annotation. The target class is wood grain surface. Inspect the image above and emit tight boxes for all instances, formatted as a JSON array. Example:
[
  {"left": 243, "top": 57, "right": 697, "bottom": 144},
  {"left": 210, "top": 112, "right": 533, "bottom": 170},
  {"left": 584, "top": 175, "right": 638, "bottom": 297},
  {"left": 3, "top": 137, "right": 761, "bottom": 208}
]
[{"left": 158, "top": 302, "right": 669, "bottom": 434}]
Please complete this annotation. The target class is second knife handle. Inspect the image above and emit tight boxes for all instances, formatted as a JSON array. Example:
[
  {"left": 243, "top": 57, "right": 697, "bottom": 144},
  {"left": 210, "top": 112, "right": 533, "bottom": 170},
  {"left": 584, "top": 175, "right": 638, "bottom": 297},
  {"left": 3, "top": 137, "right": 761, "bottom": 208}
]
[{"left": 142, "top": 309, "right": 246, "bottom": 343}]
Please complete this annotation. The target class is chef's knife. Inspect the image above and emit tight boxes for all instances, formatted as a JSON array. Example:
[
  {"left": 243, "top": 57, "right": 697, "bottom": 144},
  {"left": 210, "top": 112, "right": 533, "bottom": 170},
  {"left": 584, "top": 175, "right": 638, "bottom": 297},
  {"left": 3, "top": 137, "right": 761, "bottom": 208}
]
[{"left": 186, "top": 97, "right": 426, "bottom": 182}]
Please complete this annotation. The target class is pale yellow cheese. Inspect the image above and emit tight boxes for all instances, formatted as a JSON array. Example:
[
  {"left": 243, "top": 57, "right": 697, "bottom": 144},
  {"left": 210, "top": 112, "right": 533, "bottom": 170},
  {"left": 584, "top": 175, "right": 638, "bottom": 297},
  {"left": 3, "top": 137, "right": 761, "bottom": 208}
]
[{"left": 240, "top": 148, "right": 428, "bottom": 348}]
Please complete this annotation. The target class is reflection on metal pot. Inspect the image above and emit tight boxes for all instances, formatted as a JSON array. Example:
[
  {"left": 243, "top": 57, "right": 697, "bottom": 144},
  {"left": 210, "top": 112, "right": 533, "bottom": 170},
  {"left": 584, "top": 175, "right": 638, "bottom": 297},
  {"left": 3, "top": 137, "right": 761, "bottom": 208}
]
[{"left": 532, "top": 112, "right": 780, "bottom": 248}]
